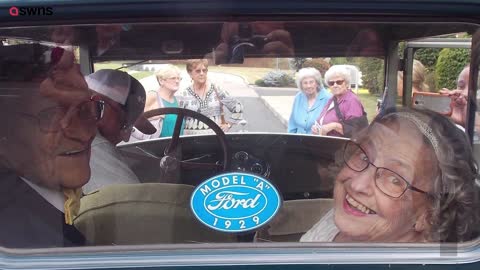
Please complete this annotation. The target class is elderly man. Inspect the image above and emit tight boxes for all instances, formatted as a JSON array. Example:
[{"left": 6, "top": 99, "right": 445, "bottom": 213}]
[
  {"left": 0, "top": 46, "right": 101, "bottom": 248},
  {"left": 440, "top": 66, "right": 470, "bottom": 128},
  {"left": 83, "top": 69, "right": 154, "bottom": 193}
]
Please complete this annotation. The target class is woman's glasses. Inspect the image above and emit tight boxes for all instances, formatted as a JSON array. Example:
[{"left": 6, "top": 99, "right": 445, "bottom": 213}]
[
  {"left": 327, "top": 80, "right": 345, "bottom": 86},
  {"left": 343, "top": 141, "right": 430, "bottom": 198},
  {"left": 193, "top": 68, "right": 208, "bottom": 74}
]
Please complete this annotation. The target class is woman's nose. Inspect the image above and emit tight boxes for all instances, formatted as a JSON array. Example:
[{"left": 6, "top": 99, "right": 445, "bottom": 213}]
[{"left": 349, "top": 166, "right": 375, "bottom": 195}]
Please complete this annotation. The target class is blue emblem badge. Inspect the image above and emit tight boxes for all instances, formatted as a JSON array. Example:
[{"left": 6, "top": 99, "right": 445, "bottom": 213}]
[{"left": 190, "top": 172, "right": 282, "bottom": 233}]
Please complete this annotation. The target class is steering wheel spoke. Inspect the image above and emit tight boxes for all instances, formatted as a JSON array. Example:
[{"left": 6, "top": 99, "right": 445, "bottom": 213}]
[
  {"left": 142, "top": 107, "right": 230, "bottom": 171},
  {"left": 165, "top": 111, "right": 185, "bottom": 154}
]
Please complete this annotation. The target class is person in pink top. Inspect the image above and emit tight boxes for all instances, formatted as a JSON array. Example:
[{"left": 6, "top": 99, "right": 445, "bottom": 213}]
[{"left": 312, "top": 65, "right": 366, "bottom": 137}]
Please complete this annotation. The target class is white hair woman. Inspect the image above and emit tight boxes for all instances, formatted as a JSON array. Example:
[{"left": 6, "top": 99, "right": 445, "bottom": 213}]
[
  {"left": 302, "top": 108, "right": 479, "bottom": 242},
  {"left": 133, "top": 64, "right": 183, "bottom": 139},
  {"left": 312, "top": 65, "right": 366, "bottom": 137},
  {"left": 288, "top": 67, "right": 332, "bottom": 134}
]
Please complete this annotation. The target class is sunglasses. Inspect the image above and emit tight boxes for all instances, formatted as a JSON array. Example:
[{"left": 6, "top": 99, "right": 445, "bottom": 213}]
[{"left": 327, "top": 80, "right": 345, "bottom": 86}]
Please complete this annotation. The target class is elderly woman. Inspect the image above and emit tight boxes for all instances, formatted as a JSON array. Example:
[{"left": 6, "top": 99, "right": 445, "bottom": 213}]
[
  {"left": 177, "top": 59, "right": 243, "bottom": 135},
  {"left": 302, "top": 108, "right": 479, "bottom": 242},
  {"left": 312, "top": 65, "right": 366, "bottom": 137},
  {"left": 288, "top": 67, "right": 332, "bottom": 134},
  {"left": 133, "top": 64, "right": 184, "bottom": 139},
  {"left": 0, "top": 46, "right": 102, "bottom": 247}
]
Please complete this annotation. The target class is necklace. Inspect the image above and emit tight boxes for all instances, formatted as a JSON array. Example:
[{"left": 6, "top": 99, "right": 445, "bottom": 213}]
[
  {"left": 194, "top": 84, "right": 207, "bottom": 99},
  {"left": 189, "top": 84, "right": 212, "bottom": 109}
]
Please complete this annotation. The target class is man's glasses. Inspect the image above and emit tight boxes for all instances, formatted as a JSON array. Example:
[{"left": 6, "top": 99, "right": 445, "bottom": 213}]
[
  {"left": 327, "top": 80, "right": 345, "bottom": 86},
  {"left": 19, "top": 98, "right": 104, "bottom": 133},
  {"left": 343, "top": 141, "right": 430, "bottom": 198}
]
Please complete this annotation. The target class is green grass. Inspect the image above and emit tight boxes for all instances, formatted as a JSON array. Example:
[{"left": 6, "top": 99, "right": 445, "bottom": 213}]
[
  {"left": 356, "top": 89, "right": 380, "bottom": 122},
  {"left": 208, "top": 66, "right": 288, "bottom": 84},
  {"left": 93, "top": 62, "right": 290, "bottom": 84},
  {"left": 93, "top": 62, "right": 154, "bottom": 81},
  {"left": 93, "top": 62, "right": 123, "bottom": 70},
  {"left": 130, "top": 71, "right": 155, "bottom": 80}
]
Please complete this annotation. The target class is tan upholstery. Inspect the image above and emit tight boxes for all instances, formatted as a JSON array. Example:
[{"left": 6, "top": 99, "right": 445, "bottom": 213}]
[
  {"left": 255, "top": 198, "right": 333, "bottom": 242},
  {"left": 74, "top": 183, "right": 236, "bottom": 245}
]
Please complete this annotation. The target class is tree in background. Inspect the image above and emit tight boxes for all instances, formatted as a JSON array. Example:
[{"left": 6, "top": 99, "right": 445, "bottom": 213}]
[
  {"left": 435, "top": 48, "right": 470, "bottom": 89},
  {"left": 415, "top": 48, "right": 442, "bottom": 69},
  {"left": 356, "top": 57, "right": 384, "bottom": 95},
  {"left": 302, "top": 58, "right": 331, "bottom": 75},
  {"left": 289, "top": 58, "right": 307, "bottom": 71}
]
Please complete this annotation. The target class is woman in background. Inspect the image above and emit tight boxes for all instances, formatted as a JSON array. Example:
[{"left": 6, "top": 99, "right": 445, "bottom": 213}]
[
  {"left": 133, "top": 64, "right": 183, "bottom": 139},
  {"left": 397, "top": 59, "right": 429, "bottom": 96},
  {"left": 312, "top": 65, "right": 366, "bottom": 137},
  {"left": 288, "top": 67, "right": 332, "bottom": 134},
  {"left": 177, "top": 59, "right": 243, "bottom": 135}
]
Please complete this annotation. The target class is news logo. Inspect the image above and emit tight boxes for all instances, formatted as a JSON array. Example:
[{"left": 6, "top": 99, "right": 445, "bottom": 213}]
[{"left": 9, "top": 6, "right": 53, "bottom": 16}]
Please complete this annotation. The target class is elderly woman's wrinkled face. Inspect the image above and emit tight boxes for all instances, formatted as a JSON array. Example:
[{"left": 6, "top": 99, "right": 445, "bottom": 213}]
[
  {"left": 189, "top": 63, "right": 208, "bottom": 85},
  {"left": 2, "top": 90, "right": 97, "bottom": 190},
  {"left": 333, "top": 120, "right": 436, "bottom": 242},
  {"left": 160, "top": 72, "right": 182, "bottom": 92},
  {"left": 327, "top": 75, "right": 348, "bottom": 97},
  {"left": 301, "top": 76, "right": 318, "bottom": 96}
]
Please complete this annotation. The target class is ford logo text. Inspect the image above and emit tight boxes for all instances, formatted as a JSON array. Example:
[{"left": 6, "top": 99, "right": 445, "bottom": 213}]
[{"left": 191, "top": 172, "right": 281, "bottom": 232}]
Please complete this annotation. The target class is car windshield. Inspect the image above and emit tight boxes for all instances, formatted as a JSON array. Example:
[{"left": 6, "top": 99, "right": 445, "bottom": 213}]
[{"left": 0, "top": 20, "right": 479, "bottom": 252}]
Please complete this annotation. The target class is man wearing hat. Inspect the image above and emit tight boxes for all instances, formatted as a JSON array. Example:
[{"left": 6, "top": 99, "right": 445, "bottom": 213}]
[{"left": 83, "top": 69, "right": 155, "bottom": 193}]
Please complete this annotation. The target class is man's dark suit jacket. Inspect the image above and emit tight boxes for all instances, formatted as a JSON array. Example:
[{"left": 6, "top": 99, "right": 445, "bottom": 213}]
[{"left": 0, "top": 172, "right": 85, "bottom": 248}]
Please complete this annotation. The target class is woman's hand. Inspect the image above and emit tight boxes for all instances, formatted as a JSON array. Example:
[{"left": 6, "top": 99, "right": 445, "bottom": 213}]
[
  {"left": 220, "top": 122, "right": 232, "bottom": 132},
  {"left": 320, "top": 122, "right": 342, "bottom": 135},
  {"left": 311, "top": 122, "right": 321, "bottom": 135}
]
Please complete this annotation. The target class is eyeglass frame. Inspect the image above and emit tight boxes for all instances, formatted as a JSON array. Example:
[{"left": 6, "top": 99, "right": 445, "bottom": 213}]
[
  {"left": 166, "top": 76, "right": 182, "bottom": 81},
  {"left": 13, "top": 96, "right": 105, "bottom": 133},
  {"left": 342, "top": 140, "right": 431, "bottom": 198},
  {"left": 327, "top": 79, "right": 345, "bottom": 86},
  {"left": 99, "top": 98, "right": 136, "bottom": 137},
  {"left": 192, "top": 68, "right": 208, "bottom": 74}
]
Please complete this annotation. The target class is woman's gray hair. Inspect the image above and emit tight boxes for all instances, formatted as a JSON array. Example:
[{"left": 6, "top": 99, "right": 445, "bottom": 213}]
[
  {"left": 295, "top": 67, "right": 323, "bottom": 91},
  {"left": 324, "top": 65, "right": 352, "bottom": 86},
  {"left": 374, "top": 108, "right": 479, "bottom": 242}
]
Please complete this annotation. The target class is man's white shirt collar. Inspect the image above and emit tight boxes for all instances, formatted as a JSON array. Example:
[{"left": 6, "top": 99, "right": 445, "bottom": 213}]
[{"left": 20, "top": 177, "right": 65, "bottom": 213}]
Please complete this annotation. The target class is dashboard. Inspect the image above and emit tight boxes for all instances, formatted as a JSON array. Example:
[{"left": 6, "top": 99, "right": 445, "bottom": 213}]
[{"left": 120, "top": 133, "right": 348, "bottom": 200}]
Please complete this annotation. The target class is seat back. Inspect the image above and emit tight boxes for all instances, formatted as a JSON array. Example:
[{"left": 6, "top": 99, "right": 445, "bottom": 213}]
[
  {"left": 255, "top": 198, "right": 333, "bottom": 242},
  {"left": 74, "top": 183, "right": 236, "bottom": 245}
]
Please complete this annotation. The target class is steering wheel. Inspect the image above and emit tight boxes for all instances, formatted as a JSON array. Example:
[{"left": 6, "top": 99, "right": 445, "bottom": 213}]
[{"left": 143, "top": 107, "right": 230, "bottom": 171}]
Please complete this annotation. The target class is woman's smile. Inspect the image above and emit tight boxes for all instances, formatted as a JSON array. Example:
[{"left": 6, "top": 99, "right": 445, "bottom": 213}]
[{"left": 343, "top": 193, "right": 377, "bottom": 216}]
